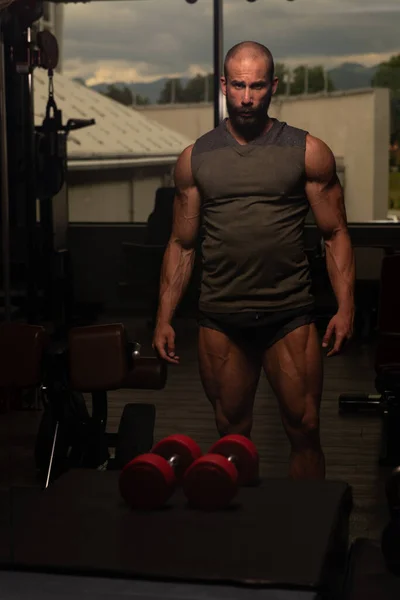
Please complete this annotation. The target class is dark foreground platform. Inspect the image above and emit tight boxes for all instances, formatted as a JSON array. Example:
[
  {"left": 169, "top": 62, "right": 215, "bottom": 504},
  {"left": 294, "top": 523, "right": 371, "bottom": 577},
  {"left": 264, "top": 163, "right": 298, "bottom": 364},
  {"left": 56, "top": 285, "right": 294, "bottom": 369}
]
[
  {"left": 0, "top": 570, "right": 319, "bottom": 600},
  {"left": 0, "top": 470, "right": 352, "bottom": 599}
]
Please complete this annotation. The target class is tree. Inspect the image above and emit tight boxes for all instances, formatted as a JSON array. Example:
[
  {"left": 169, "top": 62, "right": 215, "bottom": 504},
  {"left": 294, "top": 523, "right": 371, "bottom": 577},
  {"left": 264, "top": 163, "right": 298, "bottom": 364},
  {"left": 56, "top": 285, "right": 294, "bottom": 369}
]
[
  {"left": 184, "top": 73, "right": 214, "bottom": 103},
  {"left": 132, "top": 93, "right": 151, "bottom": 106},
  {"left": 290, "top": 65, "right": 335, "bottom": 95},
  {"left": 274, "top": 63, "right": 288, "bottom": 96},
  {"left": 101, "top": 84, "right": 132, "bottom": 106},
  {"left": 158, "top": 79, "right": 186, "bottom": 104},
  {"left": 155, "top": 62, "right": 336, "bottom": 106},
  {"left": 372, "top": 54, "right": 400, "bottom": 91},
  {"left": 100, "top": 84, "right": 150, "bottom": 107},
  {"left": 372, "top": 54, "right": 400, "bottom": 144}
]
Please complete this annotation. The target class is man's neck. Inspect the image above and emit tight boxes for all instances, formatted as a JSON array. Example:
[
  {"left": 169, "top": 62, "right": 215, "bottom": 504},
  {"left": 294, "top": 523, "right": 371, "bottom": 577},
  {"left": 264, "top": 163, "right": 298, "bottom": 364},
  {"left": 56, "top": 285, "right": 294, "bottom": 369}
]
[{"left": 225, "top": 116, "right": 274, "bottom": 145}]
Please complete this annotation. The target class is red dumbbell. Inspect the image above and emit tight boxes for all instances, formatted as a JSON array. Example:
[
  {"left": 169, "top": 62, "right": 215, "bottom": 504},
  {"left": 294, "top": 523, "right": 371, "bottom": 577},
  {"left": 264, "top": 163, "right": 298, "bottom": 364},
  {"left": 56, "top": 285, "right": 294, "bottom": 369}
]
[
  {"left": 182, "top": 434, "right": 259, "bottom": 510},
  {"left": 119, "top": 434, "right": 202, "bottom": 510}
]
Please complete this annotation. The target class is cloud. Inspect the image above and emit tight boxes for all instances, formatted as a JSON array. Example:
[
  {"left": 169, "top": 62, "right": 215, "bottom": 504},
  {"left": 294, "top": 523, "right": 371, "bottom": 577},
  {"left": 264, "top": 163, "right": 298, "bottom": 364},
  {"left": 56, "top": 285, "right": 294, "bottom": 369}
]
[
  {"left": 282, "top": 51, "right": 397, "bottom": 70},
  {"left": 62, "top": 0, "right": 400, "bottom": 83},
  {"left": 63, "top": 58, "right": 173, "bottom": 85}
]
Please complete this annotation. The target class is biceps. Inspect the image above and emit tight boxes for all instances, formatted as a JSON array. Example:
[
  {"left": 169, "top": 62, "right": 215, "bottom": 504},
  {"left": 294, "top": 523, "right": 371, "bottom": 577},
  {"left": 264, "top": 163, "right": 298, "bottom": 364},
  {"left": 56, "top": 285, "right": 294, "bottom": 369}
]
[
  {"left": 306, "top": 179, "right": 347, "bottom": 237},
  {"left": 171, "top": 187, "right": 201, "bottom": 248}
]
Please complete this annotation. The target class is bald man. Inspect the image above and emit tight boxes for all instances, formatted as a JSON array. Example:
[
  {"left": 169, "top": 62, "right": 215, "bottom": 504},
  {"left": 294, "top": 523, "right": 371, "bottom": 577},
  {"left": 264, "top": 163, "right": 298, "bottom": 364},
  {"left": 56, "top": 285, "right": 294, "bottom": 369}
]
[{"left": 153, "top": 41, "right": 355, "bottom": 480}]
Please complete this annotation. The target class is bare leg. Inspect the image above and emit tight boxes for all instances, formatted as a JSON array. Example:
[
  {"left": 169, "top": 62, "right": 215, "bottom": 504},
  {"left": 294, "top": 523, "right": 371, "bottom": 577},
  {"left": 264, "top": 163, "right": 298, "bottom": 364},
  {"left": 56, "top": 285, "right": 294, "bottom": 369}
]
[
  {"left": 198, "top": 327, "right": 261, "bottom": 437},
  {"left": 262, "top": 323, "right": 325, "bottom": 479}
]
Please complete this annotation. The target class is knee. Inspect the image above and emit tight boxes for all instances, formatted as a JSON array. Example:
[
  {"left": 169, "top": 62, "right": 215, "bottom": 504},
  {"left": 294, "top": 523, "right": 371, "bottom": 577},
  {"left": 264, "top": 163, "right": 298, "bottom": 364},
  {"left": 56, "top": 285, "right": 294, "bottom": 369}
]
[
  {"left": 300, "top": 411, "right": 320, "bottom": 436},
  {"left": 287, "top": 407, "right": 320, "bottom": 448},
  {"left": 215, "top": 407, "right": 253, "bottom": 438}
]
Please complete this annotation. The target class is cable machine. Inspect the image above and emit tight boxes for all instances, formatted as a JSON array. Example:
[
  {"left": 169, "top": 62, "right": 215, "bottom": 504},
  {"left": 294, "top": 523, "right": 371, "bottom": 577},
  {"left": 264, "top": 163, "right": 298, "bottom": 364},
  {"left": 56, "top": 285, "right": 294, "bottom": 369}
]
[
  {"left": 0, "top": 0, "right": 94, "bottom": 334},
  {"left": 0, "top": 0, "right": 294, "bottom": 325}
]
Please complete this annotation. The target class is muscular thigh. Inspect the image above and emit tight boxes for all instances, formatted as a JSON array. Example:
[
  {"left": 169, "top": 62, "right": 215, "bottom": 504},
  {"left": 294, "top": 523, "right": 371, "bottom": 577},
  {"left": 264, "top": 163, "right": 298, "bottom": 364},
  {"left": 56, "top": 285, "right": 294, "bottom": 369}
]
[
  {"left": 198, "top": 326, "right": 261, "bottom": 428},
  {"left": 262, "top": 323, "right": 323, "bottom": 426}
]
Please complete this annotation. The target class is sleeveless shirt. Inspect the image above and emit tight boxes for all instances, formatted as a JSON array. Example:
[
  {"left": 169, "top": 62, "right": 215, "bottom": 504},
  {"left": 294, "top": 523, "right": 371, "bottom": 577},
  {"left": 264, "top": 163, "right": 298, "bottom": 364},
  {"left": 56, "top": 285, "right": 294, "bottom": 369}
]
[{"left": 191, "top": 118, "right": 314, "bottom": 313}]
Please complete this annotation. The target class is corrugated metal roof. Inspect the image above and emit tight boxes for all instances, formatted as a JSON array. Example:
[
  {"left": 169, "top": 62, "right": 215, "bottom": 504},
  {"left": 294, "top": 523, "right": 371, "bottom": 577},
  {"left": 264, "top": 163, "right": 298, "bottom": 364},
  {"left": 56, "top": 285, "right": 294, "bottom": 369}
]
[{"left": 34, "top": 69, "right": 193, "bottom": 162}]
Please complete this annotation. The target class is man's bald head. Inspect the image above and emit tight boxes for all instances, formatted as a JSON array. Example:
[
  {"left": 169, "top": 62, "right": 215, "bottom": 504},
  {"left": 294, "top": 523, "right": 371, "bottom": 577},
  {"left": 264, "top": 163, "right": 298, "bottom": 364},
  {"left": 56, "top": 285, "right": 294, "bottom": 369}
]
[
  {"left": 221, "top": 41, "right": 278, "bottom": 140},
  {"left": 224, "top": 41, "right": 275, "bottom": 82}
]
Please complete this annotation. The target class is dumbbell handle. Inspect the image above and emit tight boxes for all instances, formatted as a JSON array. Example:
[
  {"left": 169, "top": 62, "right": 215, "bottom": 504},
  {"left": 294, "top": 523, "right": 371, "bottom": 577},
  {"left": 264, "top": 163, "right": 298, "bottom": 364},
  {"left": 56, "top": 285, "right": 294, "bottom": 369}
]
[
  {"left": 217, "top": 450, "right": 258, "bottom": 486},
  {"left": 132, "top": 342, "right": 141, "bottom": 359},
  {"left": 167, "top": 454, "right": 180, "bottom": 468},
  {"left": 164, "top": 453, "right": 193, "bottom": 482}
]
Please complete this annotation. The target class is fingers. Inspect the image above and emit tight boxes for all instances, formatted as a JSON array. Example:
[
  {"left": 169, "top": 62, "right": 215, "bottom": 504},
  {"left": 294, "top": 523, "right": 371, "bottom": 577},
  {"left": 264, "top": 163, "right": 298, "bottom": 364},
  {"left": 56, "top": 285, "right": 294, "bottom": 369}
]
[
  {"left": 152, "top": 334, "right": 180, "bottom": 365},
  {"left": 154, "top": 344, "right": 179, "bottom": 364},
  {"left": 165, "top": 335, "right": 180, "bottom": 364},
  {"left": 166, "top": 330, "right": 176, "bottom": 358},
  {"left": 155, "top": 344, "right": 179, "bottom": 364},
  {"left": 326, "top": 331, "right": 351, "bottom": 357},
  {"left": 164, "top": 354, "right": 180, "bottom": 365},
  {"left": 322, "top": 321, "right": 335, "bottom": 349},
  {"left": 326, "top": 334, "right": 345, "bottom": 357}
]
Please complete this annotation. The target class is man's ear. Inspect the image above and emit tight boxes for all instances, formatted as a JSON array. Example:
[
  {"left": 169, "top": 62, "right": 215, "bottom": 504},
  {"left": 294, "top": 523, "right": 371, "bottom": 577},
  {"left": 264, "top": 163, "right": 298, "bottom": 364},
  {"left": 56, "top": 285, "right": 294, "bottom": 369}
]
[{"left": 221, "top": 76, "right": 227, "bottom": 97}]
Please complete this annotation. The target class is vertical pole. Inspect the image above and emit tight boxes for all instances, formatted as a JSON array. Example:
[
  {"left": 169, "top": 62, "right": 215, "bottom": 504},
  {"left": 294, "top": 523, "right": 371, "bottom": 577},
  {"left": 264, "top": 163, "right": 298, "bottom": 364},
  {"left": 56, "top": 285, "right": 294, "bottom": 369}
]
[
  {"left": 213, "top": 0, "right": 224, "bottom": 128},
  {"left": 304, "top": 66, "right": 309, "bottom": 95},
  {"left": 25, "top": 27, "right": 39, "bottom": 323},
  {"left": 323, "top": 68, "right": 328, "bottom": 93},
  {"left": 0, "top": 25, "right": 11, "bottom": 321}
]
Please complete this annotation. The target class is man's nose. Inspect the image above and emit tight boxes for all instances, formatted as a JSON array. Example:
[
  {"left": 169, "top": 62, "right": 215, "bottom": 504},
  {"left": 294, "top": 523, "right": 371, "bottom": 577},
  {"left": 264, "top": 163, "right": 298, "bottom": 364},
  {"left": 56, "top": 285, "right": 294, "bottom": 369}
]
[{"left": 241, "top": 88, "right": 253, "bottom": 105}]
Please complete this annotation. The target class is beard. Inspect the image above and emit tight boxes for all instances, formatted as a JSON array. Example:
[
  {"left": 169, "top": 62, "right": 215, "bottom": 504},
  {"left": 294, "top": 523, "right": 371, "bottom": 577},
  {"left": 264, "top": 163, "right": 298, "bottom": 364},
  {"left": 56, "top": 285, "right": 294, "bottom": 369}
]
[{"left": 226, "top": 90, "right": 273, "bottom": 139}]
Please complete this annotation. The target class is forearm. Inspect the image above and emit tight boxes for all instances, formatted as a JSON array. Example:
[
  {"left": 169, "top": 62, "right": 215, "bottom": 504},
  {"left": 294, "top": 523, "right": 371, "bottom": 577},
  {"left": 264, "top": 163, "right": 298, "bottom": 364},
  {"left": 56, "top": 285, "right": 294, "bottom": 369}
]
[
  {"left": 324, "top": 230, "right": 355, "bottom": 313},
  {"left": 156, "top": 240, "right": 196, "bottom": 325}
]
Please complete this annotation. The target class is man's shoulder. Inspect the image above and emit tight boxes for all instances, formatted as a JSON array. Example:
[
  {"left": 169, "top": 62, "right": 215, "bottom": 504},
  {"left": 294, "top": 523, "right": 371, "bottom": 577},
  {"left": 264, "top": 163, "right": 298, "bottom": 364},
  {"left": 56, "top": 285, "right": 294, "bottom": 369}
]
[
  {"left": 304, "top": 134, "right": 335, "bottom": 171},
  {"left": 192, "top": 121, "right": 227, "bottom": 156},
  {"left": 274, "top": 120, "right": 309, "bottom": 148}
]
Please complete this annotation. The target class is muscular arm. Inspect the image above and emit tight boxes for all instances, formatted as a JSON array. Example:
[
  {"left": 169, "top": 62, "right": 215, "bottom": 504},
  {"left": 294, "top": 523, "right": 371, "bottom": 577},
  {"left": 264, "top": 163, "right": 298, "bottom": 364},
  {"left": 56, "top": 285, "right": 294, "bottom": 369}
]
[
  {"left": 156, "top": 145, "right": 201, "bottom": 326},
  {"left": 305, "top": 135, "right": 355, "bottom": 318}
]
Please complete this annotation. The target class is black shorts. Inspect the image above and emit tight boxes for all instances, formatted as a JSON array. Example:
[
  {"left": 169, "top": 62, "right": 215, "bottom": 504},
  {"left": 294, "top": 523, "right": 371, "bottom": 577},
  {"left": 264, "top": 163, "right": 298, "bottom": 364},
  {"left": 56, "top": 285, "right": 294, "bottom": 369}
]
[{"left": 197, "top": 304, "right": 317, "bottom": 351}]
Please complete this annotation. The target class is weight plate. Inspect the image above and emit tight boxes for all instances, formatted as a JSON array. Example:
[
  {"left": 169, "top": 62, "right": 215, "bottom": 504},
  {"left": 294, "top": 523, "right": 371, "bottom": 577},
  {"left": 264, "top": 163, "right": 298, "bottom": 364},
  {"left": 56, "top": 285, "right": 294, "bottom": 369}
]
[
  {"left": 183, "top": 454, "right": 238, "bottom": 511},
  {"left": 152, "top": 434, "right": 202, "bottom": 480},
  {"left": 209, "top": 434, "right": 259, "bottom": 486},
  {"left": 119, "top": 453, "right": 175, "bottom": 510}
]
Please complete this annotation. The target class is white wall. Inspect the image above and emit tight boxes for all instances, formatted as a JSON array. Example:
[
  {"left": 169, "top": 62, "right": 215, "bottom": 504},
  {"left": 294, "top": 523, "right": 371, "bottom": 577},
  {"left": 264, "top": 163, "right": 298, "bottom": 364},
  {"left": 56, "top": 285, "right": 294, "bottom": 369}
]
[
  {"left": 138, "top": 89, "right": 391, "bottom": 222},
  {"left": 67, "top": 165, "right": 173, "bottom": 223},
  {"left": 138, "top": 103, "right": 212, "bottom": 142},
  {"left": 133, "top": 172, "right": 168, "bottom": 222},
  {"left": 270, "top": 89, "right": 390, "bottom": 221},
  {"left": 69, "top": 179, "right": 132, "bottom": 222}
]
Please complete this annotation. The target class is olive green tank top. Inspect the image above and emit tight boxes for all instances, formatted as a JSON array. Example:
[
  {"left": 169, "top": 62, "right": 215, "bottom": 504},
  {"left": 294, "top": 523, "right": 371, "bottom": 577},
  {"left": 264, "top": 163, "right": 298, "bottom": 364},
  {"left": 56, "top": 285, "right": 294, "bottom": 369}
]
[{"left": 191, "top": 118, "right": 314, "bottom": 313}]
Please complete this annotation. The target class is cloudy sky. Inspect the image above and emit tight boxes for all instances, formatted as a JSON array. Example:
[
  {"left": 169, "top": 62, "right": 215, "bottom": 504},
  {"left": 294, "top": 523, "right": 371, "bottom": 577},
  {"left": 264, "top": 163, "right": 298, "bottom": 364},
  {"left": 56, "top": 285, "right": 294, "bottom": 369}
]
[{"left": 62, "top": 0, "right": 400, "bottom": 85}]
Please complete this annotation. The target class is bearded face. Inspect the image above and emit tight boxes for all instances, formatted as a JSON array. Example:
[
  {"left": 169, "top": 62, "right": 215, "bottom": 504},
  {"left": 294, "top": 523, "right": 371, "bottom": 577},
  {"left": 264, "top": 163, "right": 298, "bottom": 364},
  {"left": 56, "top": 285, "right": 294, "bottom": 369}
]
[{"left": 222, "top": 54, "right": 278, "bottom": 139}]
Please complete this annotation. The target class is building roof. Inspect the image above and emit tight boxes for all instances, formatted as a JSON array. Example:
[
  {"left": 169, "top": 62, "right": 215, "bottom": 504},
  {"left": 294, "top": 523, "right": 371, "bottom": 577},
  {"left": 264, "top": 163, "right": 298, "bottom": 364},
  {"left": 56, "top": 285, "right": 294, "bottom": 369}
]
[{"left": 34, "top": 69, "right": 193, "bottom": 167}]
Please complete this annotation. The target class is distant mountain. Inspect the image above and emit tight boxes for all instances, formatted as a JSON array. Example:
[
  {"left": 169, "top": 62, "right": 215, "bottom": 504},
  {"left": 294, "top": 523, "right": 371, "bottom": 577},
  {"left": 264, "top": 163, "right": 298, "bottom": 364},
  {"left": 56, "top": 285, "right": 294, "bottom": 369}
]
[
  {"left": 90, "top": 77, "right": 190, "bottom": 104},
  {"left": 86, "top": 63, "right": 380, "bottom": 104},
  {"left": 327, "top": 62, "right": 378, "bottom": 91}
]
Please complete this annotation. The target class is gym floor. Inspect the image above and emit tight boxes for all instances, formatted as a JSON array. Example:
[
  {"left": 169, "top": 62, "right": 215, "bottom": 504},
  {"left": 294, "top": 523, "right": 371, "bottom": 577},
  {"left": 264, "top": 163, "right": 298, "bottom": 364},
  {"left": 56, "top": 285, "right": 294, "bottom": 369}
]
[{"left": 0, "top": 316, "right": 391, "bottom": 543}]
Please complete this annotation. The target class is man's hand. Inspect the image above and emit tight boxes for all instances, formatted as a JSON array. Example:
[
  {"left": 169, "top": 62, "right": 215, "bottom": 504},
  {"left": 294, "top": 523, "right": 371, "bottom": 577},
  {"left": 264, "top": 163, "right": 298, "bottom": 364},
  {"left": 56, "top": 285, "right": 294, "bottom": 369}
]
[
  {"left": 152, "top": 323, "right": 180, "bottom": 365},
  {"left": 322, "top": 309, "right": 354, "bottom": 357}
]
